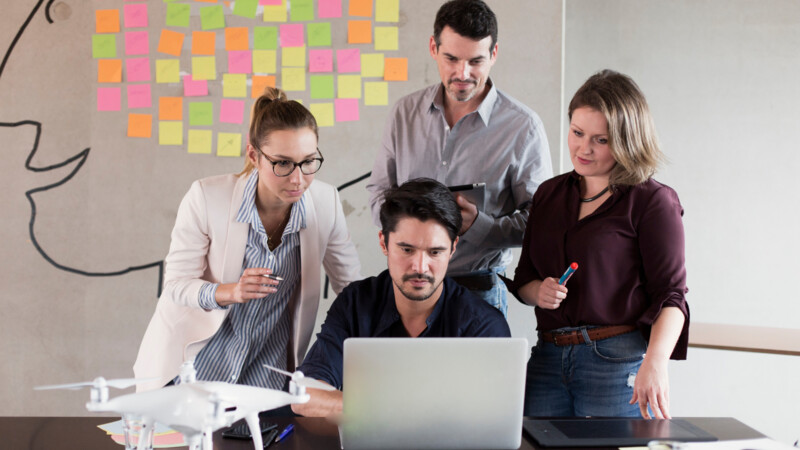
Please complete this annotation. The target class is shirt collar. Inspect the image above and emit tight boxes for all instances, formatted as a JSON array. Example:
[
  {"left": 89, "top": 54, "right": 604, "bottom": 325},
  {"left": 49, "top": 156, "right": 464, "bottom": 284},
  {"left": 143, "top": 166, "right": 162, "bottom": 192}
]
[
  {"left": 428, "top": 78, "right": 498, "bottom": 127},
  {"left": 235, "top": 169, "right": 307, "bottom": 233}
]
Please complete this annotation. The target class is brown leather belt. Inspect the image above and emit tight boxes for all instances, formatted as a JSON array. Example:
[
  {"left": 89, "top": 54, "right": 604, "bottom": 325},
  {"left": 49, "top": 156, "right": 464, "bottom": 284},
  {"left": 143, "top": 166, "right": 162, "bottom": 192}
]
[{"left": 541, "top": 325, "right": 638, "bottom": 346}]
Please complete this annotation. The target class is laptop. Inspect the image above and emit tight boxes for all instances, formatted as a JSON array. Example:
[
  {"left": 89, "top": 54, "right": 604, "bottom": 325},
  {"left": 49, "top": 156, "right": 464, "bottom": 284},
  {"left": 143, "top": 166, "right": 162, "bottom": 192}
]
[{"left": 340, "top": 337, "right": 528, "bottom": 450}]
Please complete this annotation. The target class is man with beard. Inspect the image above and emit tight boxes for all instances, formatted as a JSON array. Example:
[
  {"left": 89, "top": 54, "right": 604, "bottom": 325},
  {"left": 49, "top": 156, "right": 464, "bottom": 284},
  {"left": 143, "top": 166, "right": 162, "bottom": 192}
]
[{"left": 292, "top": 179, "right": 510, "bottom": 418}]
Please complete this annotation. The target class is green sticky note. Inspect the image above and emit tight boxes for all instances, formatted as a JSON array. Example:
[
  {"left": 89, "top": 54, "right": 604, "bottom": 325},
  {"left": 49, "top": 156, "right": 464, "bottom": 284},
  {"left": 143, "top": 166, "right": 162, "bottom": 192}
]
[
  {"left": 166, "top": 3, "right": 190, "bottom": 27},
  {"left": 307, "top": 23, "right": 331, "bottom": 47},
  {"left": 223, "top": 73, "right": 247, "bottom": 98},
  {"left": 188, "top": 129, "right": 213, "bottom": 154},
  {"left": 290, "top": 0, "right": 314, "bottom": 21},
  {"left": 309, "top": 103, "right": 334, "bottom": 127},
  {"left": 156, "top": 59, "right": 181, "bottom": 83},
  {"left": 159, "top": 121, "right": 183, "bottom": 146},
  {"left": 374, "top": 26, "right": 398, "bottom": 51},
  {"left": 92, "top": 34, "right": 117, "bottom": 59},
  {"left": 189, "top": 102, "right": 213, "bottom": 126},
  {"left": 200, "top": 5, "right": 225, "bottom": 30},
  {"left": 337, "top": 75, "right": 362, "bottom": 99},
  {"left": 217, "top": 132, "right": 242, "bottom": 157},
  {"left": 254, "top": 27, "right": 278, "bottom": 49},
  {"left": 233, "top": 0, "right": 258, "bottom": 19},
  {"left": 310, "top": 75, "right": 334, "bottom": 99},
  {"left": 253, "top": 50, "right": 277, "bottom": 73},
  {"left": 281, "top": 46, "right": 306, "bottom": 67},
  {"left": 361, "top": 53, "right": 384, "bottom": 77},
  {"left": 375, "top": 0, "right": 400, "bottom": 22},
  {"left": 364, "top": 81, "right": 388, "bottom": 105},
  {"left": 192, "top": 56, "right": 217, "bottom": 80},
  {"left": 282, "top": 67, "right": 306, "bottom": 91}
]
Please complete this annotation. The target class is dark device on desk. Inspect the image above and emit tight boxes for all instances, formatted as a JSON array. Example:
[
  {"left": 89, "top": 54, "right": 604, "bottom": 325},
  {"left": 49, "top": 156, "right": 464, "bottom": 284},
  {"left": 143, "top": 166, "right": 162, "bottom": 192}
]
[
  {"left": 221, "top": 418, "right": 278, "bottom": 440},
  {"left": 523, "top": 418, "right": 718, "bottom": 447},
  {"left": 448, "top": 183, "right": 486, "bottom": 212}
]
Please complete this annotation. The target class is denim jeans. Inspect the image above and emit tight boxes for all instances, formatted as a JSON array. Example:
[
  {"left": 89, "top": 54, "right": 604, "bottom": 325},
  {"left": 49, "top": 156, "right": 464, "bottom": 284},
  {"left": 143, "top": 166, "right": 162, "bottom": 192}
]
[
  {"left": 524, "top": 326, "right": 646, "bottom": 417},
  {"left": 461, "top": 267, "right": 508, "bottom": 317}
]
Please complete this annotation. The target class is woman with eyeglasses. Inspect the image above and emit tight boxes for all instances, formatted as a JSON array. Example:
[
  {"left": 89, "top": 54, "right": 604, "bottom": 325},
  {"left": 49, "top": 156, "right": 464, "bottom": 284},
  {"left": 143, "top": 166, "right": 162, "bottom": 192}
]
[{"left": 134, "top": 87, "right": 361, "bottom": 394}]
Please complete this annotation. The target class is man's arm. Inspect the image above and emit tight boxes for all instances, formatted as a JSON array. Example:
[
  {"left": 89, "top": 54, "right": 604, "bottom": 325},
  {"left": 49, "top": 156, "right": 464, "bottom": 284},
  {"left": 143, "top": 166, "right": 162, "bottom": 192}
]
[
  {"left": 291, "top": 384, "right": 343, "bottom": 418},
  {"left": 366, "top": 103, "right": 401, "bottom": 227}
]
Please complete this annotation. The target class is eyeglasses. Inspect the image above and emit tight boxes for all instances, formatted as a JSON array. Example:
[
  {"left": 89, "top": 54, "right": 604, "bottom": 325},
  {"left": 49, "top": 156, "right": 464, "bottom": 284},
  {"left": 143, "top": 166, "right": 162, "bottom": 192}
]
[{"left": 257, "top": 148, "right": 324, "bottom": 177}]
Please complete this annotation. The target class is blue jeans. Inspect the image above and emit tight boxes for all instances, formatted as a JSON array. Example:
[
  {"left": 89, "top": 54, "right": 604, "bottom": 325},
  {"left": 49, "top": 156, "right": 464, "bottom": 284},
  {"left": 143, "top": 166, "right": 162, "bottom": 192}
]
[
  {"left": 524, "top": 326, "right": 646, "bottom": 417},
  {"left": 461, "top": 267, "right": 508, "bottom": 317}
]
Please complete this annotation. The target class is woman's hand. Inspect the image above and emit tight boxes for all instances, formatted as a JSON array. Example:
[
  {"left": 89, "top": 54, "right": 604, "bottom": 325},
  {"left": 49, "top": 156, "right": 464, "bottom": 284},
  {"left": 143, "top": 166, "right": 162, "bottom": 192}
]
[
  {"left": 630, "top": 356, "right": 670, "bottom": 419},
  {"left": 536, "top": 277, "right": 568, "bottom": 309},
  {"left": 214, "top": 267, "right": 280, "bottom": 307}
]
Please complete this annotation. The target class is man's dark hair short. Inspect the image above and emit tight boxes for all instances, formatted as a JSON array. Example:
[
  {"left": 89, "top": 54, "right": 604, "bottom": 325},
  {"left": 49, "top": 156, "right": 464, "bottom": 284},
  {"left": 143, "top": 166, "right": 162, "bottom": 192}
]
[
  {"left": 379, "top": 178, "right": 462, "bottom": 246},
  {"left": 433, "top": 0, "right": 498, "bottom": 50}
]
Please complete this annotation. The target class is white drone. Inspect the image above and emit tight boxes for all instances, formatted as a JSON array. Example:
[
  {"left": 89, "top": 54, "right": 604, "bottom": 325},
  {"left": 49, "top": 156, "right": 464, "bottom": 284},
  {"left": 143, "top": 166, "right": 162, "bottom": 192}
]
[{"left": 35, "top": 361, "right": 335, "bottom": 450}]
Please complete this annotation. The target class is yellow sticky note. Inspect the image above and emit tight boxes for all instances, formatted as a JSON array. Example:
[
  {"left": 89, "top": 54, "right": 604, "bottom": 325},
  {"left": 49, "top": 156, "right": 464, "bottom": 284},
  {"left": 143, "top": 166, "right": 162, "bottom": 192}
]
[
  {"left": 281, "top": 46, "right": 306, "bottom": 67},
  {"left": 375, "top": 0, "right": 399, "bottom": 22},
  {"left": 192, "top": 56, "right": 217, "bottom": 80},
  {"left": 98, "top": 59, "right": 122, "bottom": 83},
  {"left": 337, "top": 75, "right": 362, "bottom": 99},
  {"left": 364, "top": 81, "right": 388, "bottom": 105},
  {"left": 374, "top": 26, "right": 398, "bottom": 51},
  {"left": 361, "top": 53, "right": 384, "bottom": 77},
  {"left": 217, "top": 132, "right": 242, "bottom": 157},
  {"left": 253, "top": 50, "right": 277, "bottom": 73},
  {"left": 263, "top": 0, "right": 287, "bottom": 22},
  {"left": 309, "top": 103, "right": 334, "bottom": 127},
  {"left": 156, "top": 59, "right": 181, "bottom": 83},
  {"left": 252, "top": 75, "right": 277, "bottom": 98},
  {"left": 281, "top": 67, "right": 306, "bottom": 91},
  {"left": 223, "top": 73, "right": 247, "bottom": 98},
  {"left": 159, "top": 121, "right": 183, "bottom": 146},
  {"left": 188, "top": 129, "right": 213, "bottom": 154}
]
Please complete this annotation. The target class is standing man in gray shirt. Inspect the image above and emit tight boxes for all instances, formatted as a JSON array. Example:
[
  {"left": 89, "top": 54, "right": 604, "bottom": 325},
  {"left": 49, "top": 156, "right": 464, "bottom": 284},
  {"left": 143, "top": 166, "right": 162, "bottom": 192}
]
[{"left": 366, "top": 0, "right": 552, "bottom": 316}]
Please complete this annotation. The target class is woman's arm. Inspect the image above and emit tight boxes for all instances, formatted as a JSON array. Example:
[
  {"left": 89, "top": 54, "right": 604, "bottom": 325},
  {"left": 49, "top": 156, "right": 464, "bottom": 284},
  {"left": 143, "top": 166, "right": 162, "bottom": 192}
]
[{"left": 518, "top": 278, "right": 567, "bottom": 310}]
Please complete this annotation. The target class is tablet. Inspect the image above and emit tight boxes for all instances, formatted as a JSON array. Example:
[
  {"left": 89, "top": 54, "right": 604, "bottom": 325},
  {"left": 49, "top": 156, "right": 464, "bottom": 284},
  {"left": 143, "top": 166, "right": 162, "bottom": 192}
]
[
  {"left": 523, "top": 418, "right": 717, "bottom": 447},
  {"left": 448, "top": 183, "right": 485, "bottom": 212}
]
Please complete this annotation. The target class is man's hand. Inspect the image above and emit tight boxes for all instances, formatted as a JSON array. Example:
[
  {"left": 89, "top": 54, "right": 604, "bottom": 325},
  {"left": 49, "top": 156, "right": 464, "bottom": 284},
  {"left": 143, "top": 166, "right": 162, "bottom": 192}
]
[
  {"left": 291, "top": 385, "right": 343, "bottom": 418},
  {"left": 455, "top": 194, "right": 478, "bottom": 235}
]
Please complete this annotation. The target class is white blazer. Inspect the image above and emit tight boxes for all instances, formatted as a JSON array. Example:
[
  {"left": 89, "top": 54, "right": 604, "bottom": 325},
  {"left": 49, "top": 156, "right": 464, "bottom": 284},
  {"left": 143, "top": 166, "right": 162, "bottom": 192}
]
[{"left": 133, "top": 174, "right": 361, "bottom": 391}]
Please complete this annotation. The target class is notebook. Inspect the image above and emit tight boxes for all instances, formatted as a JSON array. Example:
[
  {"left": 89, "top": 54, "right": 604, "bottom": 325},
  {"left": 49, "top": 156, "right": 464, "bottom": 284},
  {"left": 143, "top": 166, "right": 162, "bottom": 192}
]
[
  {"left": 340, "top": 337, "right": 527, "bottom": 450},
  {"left": 523, "top": 418, "right": 718, "bottom": 447}
]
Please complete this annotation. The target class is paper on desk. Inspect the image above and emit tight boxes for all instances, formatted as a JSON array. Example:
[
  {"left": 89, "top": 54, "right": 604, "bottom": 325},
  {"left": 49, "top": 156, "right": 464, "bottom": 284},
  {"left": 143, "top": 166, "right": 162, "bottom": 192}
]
[{"left": 622, "top": 437, "right": 796, "bottom": 450}]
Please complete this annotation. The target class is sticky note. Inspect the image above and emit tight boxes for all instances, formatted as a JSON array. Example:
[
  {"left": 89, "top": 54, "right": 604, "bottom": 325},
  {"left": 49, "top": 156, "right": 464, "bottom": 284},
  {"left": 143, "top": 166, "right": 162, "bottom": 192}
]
[
  {"left": 92, "top": 34, "right": 117, "bottom": 59},
  {"left": 189, "top": 102, "right": 214, "bottom": 125},
  {"left": 374, "top": 26, "right": 398, "bottom": 50},
  {"left": 188, "top": 129, "right": 213, "bottom": 154},
  {"left": 364, "top": 81, "right": 388, "bottom": 105},
  {"left": 281, "top": 46, "right": 306, "bottom": 67},
  {"left": 158, "top": 29, "right": 185, "bottom": 56},
  {"left": 125, "top": 31, "right": 149, "bottom": 55},
  {"left": 384, "top": 57, "right": 407, "bottom": 81},
  {"left": 375, "top": 0, "right": 399, "bottom": 22},
  {"left": 225, "top": 27, "right": 249, "bottom": 51},
  {"left": 290, "top": 0, "right": 314, "bottom": 21},
  {"left": 159, "top": 121, "right": 183, "bottom": 146},
  {"left": 156, "top": 59, "right": 181, "bottom": 83},
  {"left": 310, "top": 75, "right": 334, "bottom": 99},
  {"left": 309, "top": 49, "right": 333, "bottom": 73},
  {"left": 254, "top": 27, "right": 278, "bottom": 49},
  {"left": 307, "top": 23, "right": 331, "bottom": 47},
  {"left": 123, "top": 3, "right": 148, "bottom": 28},
  {"left": 348, "top": 20, "right": 371, "bottom": 44},
  {"left": 192, "top": 56, "right": 217, "bottom": 80},
  {"left": 335, "top": 98, "right": 359, "bottom": 122},
  {"left": 349, "top": 0, "right": 372, "bottom": 17},
  {"left": 97, "top": 87, "right": 121, "bottom": 111},
  {"left": 252, "top": 75, "right": 277, "bottom": 98},
  {"left": 281, "top": 67, "right": 306, "bottom": 91},
  {"left": 318, "top": 0, "right": 342, "bottom": 18},
  {"left": 159, "top": 97, "right": 183, "bottom": 121},
  {"left": 337, "top": 75, "right": 361, "bottom": 98},
  {"left": 126, "top": 57, "right": 150, "bottom": 82},
  {"left": 280, "top": 24, "right": 304, "bottom": 47},
  {"left": 220, "top": 99, "right": 245, "bottom": 123},
  {"left": 337, "top": 48, "right": 360, "bottom": 73},
  {"left": 223, "top": 73, "right": 248, "bottom": 97},
  {"left": 310, "top": 103, "right": 334, "bottom": 127},
  {"left": 192, "top": 31, "right": 216, "bottom": 55},
  {"left": 128, "top": 113, "right": 152, "bottom": 138},
  {"left": 217, "top": 132, "right": 242, "bottom": 157},
  {"left": 228, "top": 50, "right": 252, "bottom": 74},
  {"left": 96, "top": 9, "right": 120, "bottom": 34},
  {"left": 201, "top": 5, "right": 226, "bottom": 30},
  {"left": 184, "top": 75, "right": 209, "bottom": 97},
  {"left": 127, "top": 84, "right": 152, "bottom": 108},
  {"left": 361, "top": 53, "right": 384, "bottom": 77},
  {"left": 98, "top": 59, "right": 122, "bottom": 83},
  {"left": 253, "top": 50, "right": 277, "bottom": 73},
  {"left": 166, "top": 3, "right": 191, "bottom": 27},
  {"left": 233, "top": 0, "right": 258, "bottom": 18},
  {"left": 263, "top": 0, "right": 287, "bottom": 22}
]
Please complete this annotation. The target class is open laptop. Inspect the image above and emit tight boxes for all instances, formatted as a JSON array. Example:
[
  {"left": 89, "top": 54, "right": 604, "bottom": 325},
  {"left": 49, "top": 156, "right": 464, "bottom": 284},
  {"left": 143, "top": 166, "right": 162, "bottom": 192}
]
[{"left": 340, "top": 337, "right": 527, "bottom": 450}]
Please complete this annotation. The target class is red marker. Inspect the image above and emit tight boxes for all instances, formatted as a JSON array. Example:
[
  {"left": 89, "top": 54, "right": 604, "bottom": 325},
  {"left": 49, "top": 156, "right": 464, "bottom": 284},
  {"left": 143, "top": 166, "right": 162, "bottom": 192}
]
[{"left": 558, "top": 262, "right": 578, "bottom": 285}]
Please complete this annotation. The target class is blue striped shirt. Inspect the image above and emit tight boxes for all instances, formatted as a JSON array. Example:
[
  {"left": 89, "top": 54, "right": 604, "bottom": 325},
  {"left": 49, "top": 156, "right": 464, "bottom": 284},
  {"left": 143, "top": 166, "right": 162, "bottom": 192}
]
[{"left": 190, "top": 169, "right": 305, "bottom": 389}]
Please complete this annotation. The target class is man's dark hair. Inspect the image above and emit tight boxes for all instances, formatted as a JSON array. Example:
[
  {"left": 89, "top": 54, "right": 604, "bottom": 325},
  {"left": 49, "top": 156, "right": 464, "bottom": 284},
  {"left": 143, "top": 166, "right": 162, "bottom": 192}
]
[
  {"left": 379, "top": 178, "right": 462, "bottom": 247},
  {"left": 433, "top": 0, "right": 498, "bottom": 50}
]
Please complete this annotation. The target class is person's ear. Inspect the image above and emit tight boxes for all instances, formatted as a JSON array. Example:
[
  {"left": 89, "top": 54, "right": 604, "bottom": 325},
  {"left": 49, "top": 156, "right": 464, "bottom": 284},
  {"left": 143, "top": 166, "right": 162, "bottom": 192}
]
[
  {"left": 246, "top": 144, "right": 259, "bottom": 166},
  {"left": 429, "top": 35, "right": 438, "bottom": 58},
  {"left": 450, "top": 236, "right": 459, "bottom": 258},
  {"left": 378, "top": 231, "right": 389, "bottom": 256}
]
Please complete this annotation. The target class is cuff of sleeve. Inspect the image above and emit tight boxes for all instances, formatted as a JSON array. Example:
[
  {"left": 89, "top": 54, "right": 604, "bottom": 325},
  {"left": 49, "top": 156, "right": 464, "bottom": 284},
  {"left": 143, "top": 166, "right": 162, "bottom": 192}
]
[
  {"left": 637, "top": 295, "right": 690, "bottom": 360},
  {"left": 198, "top": 283, "right": 225, "bottom": 310},
  {"left": 462, "top": 211, "right": 492, "bottom": 242}
]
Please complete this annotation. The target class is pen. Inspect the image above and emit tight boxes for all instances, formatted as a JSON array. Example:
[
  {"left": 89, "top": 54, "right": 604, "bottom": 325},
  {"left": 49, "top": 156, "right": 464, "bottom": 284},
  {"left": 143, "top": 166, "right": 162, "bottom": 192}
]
[
  {"left": 262, "top": 274, "right": 284, "bottom": 281},
  {"left": 262, "top": 428, "right": 279, "bottom": 448},
  {"left": 274, "top": 424, "right": 294, "bottom": 443},
  {"left": 558, "top": 262, "right": 578, "bottom": 285}
]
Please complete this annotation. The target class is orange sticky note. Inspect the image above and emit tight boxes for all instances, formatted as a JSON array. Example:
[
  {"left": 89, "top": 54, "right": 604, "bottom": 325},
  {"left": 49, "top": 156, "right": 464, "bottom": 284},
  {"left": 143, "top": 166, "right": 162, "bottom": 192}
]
[
  {"left": 252, "top": 75, "right": 277, "bottom": 98},
  {"left": 98, "top": 59, "right": 122, "bottom": 83},
  {"left": 384, "top": 57, "right": 407, "bottom": 81},
  {"left": 225, "top": 27, "right": 249, "bottom": 51},
  {"left": 192, "top": 31, "right": 216, "bottom": 55},
  {"left": 348, "top": 20, "right": 372, "bottom": 44},
  {"left": 158, "top": 29, "right": 185, "bottom": 57},
  {"left": 349, "top": 0, "right": 373, "bottom": 17},
  {"left": 128, "top": 113, "right": 152, "bottom": 138},
  {"left": 96, "top": 9, "right": 120, "bottom": 33},
  {"left": 159, "top": 97, "right": 183, "bottom": 121}
]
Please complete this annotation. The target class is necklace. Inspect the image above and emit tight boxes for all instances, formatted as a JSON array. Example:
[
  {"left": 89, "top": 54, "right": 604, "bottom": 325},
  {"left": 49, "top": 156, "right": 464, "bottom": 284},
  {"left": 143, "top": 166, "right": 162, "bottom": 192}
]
[
  {"left": 580, "top": 186, "right": 610, "bottom": 203},
  {"left": 265, "top": 208, "right": 290, "bottom": 251}
]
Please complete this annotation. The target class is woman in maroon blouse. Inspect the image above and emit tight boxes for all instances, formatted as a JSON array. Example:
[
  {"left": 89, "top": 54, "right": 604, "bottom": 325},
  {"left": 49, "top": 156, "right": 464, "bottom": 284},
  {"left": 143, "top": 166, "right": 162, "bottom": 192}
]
[{"left": 510, "top": 70, "right": 689, "bottom": 419}]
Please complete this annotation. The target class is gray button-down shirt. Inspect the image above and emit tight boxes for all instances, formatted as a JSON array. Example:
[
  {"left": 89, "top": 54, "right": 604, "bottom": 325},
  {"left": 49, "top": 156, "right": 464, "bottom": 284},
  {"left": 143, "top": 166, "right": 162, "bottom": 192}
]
[{"left": 367, "top": 81, "right": 552, "bottom": 275}]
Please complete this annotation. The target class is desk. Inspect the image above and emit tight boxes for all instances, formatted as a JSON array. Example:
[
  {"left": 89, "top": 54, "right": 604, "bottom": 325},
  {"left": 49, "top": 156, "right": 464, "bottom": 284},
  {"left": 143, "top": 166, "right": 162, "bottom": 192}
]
[{"left": 0, "top": 416, "right": 766, "bottom": 450}]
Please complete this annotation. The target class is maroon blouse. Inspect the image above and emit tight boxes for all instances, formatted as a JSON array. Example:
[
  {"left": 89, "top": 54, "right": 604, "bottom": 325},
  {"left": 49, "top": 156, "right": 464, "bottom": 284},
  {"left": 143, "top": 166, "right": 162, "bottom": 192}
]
[{"left": 510, "top": 172, "right": 690, "bottom": 359}]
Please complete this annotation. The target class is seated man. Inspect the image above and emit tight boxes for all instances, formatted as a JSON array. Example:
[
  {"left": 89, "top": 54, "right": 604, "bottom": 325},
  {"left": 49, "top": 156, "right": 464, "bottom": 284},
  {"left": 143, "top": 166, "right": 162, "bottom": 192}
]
[{"left": 292, "top": 178, "right": 511, "bottom": 418}]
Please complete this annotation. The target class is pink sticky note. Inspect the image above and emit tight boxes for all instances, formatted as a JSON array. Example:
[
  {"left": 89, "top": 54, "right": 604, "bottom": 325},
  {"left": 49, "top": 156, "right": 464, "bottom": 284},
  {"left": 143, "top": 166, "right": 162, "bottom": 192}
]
[
  {"left": 228, "top": 50, "right": 252, "bottom": 74},
  {"left": 126, "top": 57, "right": 151, "bottom": 82},
  {"left": 335, "top": 98, "right": 359, "bottom": 122},
  {"left": 127, "top": 83, "right": 152, "bottom": 109},
  {"left": 259, "top": 0, "right": 282, "bottom": 5},
  {"left": 97, "top": 87, "right": 121, "bottom": 111},
  {"left": 280, "top": 24, "right": 305, "bottom": 47},
  {"left": 318, "top": 0, "right": 342, "bottom": 18},
  {"left": 337, "top": 48, "right": 361, "bottom": 73},
  {"left": 125, "top": 31, "right": 149, "bottom": 55},
  {"left": 220, "top": 99, "right": 245, "bottom": 123},
  {"left": 183, "top": 75, "right": 208, "bottom": 97},
  {"left": 309, "top": 49, "right": 333, "bottom": 73},
  {"left": 123, "top": 3, "right": 148, "bottom": 28}
]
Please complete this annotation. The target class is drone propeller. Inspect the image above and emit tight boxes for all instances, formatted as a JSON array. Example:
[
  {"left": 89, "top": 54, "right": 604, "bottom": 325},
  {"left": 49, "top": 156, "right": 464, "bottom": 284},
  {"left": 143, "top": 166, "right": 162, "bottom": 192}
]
[
  {"left": 263, "top": 364, "right": 336, "bottom": 391},
  {"left": 35, "top": 377, "right": 156, "bottom": 391}
]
